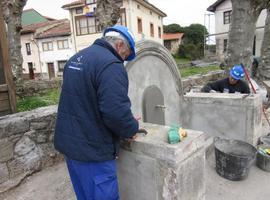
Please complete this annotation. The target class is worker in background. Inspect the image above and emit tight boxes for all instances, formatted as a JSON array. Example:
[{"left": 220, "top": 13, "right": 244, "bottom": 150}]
[
  {"left": 54, "top": 25, "right": 142, "bottom": 200},
  {"left": 201, "top": 65, "right": 250, "bottom": 94}
]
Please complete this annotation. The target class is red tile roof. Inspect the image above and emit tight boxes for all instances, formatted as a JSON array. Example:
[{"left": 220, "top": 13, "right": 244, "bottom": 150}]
[
  {"left": 163, "top": 33, "right": 184, "bottom": 41},
  {"left": 35, "top": 20, "right": 71, "bottom": 39},
  {"left": 21, "top": 20, "right": 58, "bottom": 34},
  {"left": 21, "top": 19, "right": 71, "bottom": 39}
]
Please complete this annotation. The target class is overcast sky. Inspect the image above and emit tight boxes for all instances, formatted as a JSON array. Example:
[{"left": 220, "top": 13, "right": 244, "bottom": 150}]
[{"left": 24, "top": 0, "right": 217, "bottom": 33}]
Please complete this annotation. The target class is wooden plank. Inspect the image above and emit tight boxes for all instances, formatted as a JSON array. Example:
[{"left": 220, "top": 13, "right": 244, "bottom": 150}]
[
  {"left": 0, "top": 84, "right": 8, "bottom": 92},
  {"left": 0, "top": 92, "right": 8, "bottom": 101},
  {"left": 0, "top": 8, "right": 16, "bottom": 113},
  {"left": 0, "top": 99, "right": 10, "bottom": 111}
]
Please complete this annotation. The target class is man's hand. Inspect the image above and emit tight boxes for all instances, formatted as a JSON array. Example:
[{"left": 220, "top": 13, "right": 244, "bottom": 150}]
[
  {"left": 126, "top": 134, "right": 138, "bottom": 142},
  {"left": 125, "top": 129, "right": 148, "bottom": 142},
  {"left": 137, "top": 128, "right": 148, "bottom": 135}
]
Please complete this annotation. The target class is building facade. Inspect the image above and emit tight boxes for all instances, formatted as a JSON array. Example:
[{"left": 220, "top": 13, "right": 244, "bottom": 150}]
[
  {"left": 207, "top": 0, "right": 267, "bottom": 61},
  {"left": 21, "top": 18, "right": 74, "bottom": 79},
  {"left": 62, "top": 0, "right": 166, "bottom": 52},
  {"left": 163, "top": 33, "right": 184, "bottom": 55}
]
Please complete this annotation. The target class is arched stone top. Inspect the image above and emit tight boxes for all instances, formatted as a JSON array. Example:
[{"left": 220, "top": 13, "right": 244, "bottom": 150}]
[{"left": 125, "top": 40, "right": 183, "bottom": 96}]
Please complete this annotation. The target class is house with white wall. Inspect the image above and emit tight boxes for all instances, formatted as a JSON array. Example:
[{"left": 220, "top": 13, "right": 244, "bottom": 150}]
[
  {"left": 163, "top": 33, "right": 184, "bottom": 55},
  {"left": 35, "top": 20, "right": 73, "bottom": 79},
  {"left": 21, "top": 18, "right": 74, "bottom": 79},
  {"left": 62, "top": 0, "right": 166, "bottom": 52},
  {"left": 207, "top": 0, "right": 267, "bottom": 61}
]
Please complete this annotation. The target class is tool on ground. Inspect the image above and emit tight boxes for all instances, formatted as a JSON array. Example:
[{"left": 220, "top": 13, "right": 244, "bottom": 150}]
[{"left": 241, "top": 63, "right": 270, "bottom": 127}]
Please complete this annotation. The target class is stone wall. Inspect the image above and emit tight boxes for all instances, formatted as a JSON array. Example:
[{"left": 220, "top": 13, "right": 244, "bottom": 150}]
[
  {"left": 182, "top": 70, "right": 225, "bottom": 93},
  {"left": 0, "top": 106, "right": 62, "bottom": 193},
  {"left": 16, "top": 79, "right": 62, "bottom": 98}
]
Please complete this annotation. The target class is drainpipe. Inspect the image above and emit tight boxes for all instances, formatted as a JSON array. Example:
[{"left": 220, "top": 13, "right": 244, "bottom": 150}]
[
  {"left": 127, "top": 0, "right": 133, "bottom": 33},
  {"left": 70, "top": 10, "right": 78, "bottom": 53},
  {"left": 32, "top": 36, "right": 43, "bottom": 79}
]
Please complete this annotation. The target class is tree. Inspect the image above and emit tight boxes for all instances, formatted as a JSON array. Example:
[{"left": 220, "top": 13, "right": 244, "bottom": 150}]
[
  {"left": 226, "top": 0, "right": 270, "bottom": 72},
  {"left": 258, "top": 7, "right": 270, "bottom": 79},
  {"left": 95, "top": 0, "right": 121, "bottom": 30},
  {"left": 183, "top": 24, "right": 207, "bottom": 45},
  {"left": 177, "top": 24, "right": 208, "bottom": 59},
  {"left": 1, "top": 0, "right": 27, "bottom": 85},
  {"left": 163, "top": 23, "right": 184, "bottom": 33}
]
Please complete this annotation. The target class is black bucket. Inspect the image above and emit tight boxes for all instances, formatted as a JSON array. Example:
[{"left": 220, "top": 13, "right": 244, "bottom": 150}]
[{"left": 214, "top": 137, "right": 257, "bottom": 181}]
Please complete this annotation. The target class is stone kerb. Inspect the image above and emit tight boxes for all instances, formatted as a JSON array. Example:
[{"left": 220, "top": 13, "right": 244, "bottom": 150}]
[
  {"left": 126, "top": 40, "right": 184, "bottom": 125},
  {"left": 0, "top": 105, "right": 62, "bottom": 193}
]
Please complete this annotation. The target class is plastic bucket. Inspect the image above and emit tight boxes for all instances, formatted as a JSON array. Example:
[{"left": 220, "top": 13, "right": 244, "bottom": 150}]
[
  {"left": 214, "top": 137, "right": 257, "bottom": 181},
  {"left": 256, "top": 145, "right": 270, "bottom": 172}
]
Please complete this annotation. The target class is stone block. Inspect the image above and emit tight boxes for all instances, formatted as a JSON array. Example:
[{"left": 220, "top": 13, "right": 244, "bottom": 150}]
[
  {"left": 30, "top": 121, "right": 50, "bottom": 130},
  {"left": 8, "top": 147, "right": 41, "bottom": 178},
  {"left": 0, "top": 117, "right": 29, "bottom": 139},
  {"left": 0, "top": 163, "right": 9, "bottom": 184},
  {"left": 14, "top": 136, "right": 36, "bottom": 156},
  {"left": 0, "top": 139, "right": 14, "bottom": 162},
  {"left": 182, "top": 93, "right": 262, "bottom": 145},
  {"left": 117, "top": 123, "right": 206, "bottom": 200}
]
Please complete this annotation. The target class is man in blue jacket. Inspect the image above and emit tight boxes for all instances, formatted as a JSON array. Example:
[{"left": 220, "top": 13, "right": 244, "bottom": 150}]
[{"left": 54, "top": 25, "right": 139, "bottom": 200}]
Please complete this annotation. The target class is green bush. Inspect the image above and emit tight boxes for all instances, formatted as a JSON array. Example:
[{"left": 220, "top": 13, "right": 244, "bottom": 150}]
[{"left": 17, "top": 89, "right": 60, "bottom": 112}]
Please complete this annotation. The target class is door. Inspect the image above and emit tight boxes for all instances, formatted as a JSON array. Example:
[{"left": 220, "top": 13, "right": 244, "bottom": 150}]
[
  {"left": 142, "top": 85, "right": 165, "bottom": 125},
  {"left": 28, "top": 62, "right": 34, "bottom": 79},
  {"left": 47, "top": 63, "right": 55, "bottom": 79}
]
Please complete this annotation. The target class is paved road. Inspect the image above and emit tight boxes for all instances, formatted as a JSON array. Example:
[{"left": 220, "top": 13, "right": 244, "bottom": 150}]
[{"left": 1, "top": 150, "right": 270, "bottom": 200}]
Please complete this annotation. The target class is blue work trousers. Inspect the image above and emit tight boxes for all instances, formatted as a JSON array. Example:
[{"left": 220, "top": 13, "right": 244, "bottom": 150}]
[{"left": 66, "top": 158, "right": 120, "bottom": 200}]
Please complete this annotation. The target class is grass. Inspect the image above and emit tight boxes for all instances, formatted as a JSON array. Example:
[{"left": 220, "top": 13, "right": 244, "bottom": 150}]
[
  {"left": 174, "top": 57, "right": 190, "bottom": 65},
  {"left": 17, "top": 89, "right": 60, "bottom": 112},
  {"left": 180, "top": 65, "right": 220, "bottom": 78}
]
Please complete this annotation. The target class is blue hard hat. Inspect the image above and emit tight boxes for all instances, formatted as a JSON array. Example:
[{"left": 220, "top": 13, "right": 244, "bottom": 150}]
[
  {"left": 103, "top": 25, "right": 136, "bottom": 61},
  {"left": 230, "top": 65, "right": 245, "bottom": 80}
]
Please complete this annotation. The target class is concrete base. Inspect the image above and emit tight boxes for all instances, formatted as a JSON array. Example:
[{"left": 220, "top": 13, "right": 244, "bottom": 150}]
[
  {"left": 181, "top": 93, "right": 262, "bottom": 145},
  {"left": 117, "top": 123, "right": 206, "bottom": 200}
]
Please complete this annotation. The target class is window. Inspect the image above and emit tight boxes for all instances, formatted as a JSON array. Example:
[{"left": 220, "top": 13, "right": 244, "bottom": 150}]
[
  {"left": 223, "top": 39, "right": 228, "bottom": 52},
  {"left": 150, "top": 11, "right": 152, "bottom": 15},
  {"left": 223, "top": 11, "right": 232, "bottom": 24},
  {"left": 86, "top": 0, "right": 95, "bottom": 4},
  {"left": 137, "top": 18, "right": 142, "bottom": 33},
  {"left": 57, "top": 40, "right": 69, "bottom": 49},
  {"left": 164, "top": 41, "right": 171, "bottom": 50},
  {"left": 75, "top": 16, "right": 101, "bottom": 36},
  {"left": 25, "top": 43, "right": 31, "bottom": 55},
  {"left": 150, "top": 23, "right": 154, "bottom": 37},
  {"left": 58, "top": 60, "right": 67, "bottom": 72},
  {"left": 42, "top": 42, "right": 53, "bottom": 51},
  {"left": 137, "top": 5, "right": 140, "bottom": 9},
  {"left": 158, "top": 26, "right": 161, "bottom": 38},
  {"left": 116, "top": 9, "right": 126, "bottom": 26},
  {"left": 76, "top": 8, "right": 83, "bottom": 14}
]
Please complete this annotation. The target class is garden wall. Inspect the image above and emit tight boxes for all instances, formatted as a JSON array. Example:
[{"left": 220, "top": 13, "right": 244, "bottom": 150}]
[
  {"left": 0, "top": 106, "right": 62, "bottom": 193},
  {"left": 16, "top": 79, "right": 62, "bottom": 98}
]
